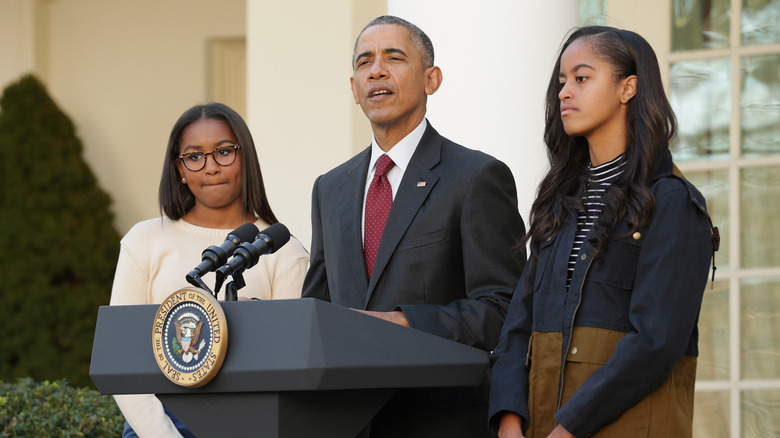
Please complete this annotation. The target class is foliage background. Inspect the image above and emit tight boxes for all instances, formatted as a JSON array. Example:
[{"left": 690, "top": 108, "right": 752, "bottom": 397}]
[
  {"left": 0, "top": 378, "right": 124, "bottom": 437},
  {"left": 0, "top": 74, "right": 121, "bottom": 389}
]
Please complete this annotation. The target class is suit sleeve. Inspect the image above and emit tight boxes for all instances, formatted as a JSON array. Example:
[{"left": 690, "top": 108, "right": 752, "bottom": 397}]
[
  {"left": 301, "top": 176, "right": 331, "bottom": 302},
  {"left": 398, "top": 159, "right": 526, "bottom": 350}
]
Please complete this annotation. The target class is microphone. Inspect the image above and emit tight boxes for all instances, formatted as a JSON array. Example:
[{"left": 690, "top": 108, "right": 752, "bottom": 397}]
[
  {"left": 185, "top": 222, "right": 259, "bottom": 284},
  {"left": 215, "top": 223, "right": 290, "bottom": 281}
]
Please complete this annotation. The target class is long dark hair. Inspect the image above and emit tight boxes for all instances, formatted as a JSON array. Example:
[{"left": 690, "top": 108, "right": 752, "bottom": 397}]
[
  {"left": 525, "top": 26, "right": 676, "bottom": 276},
  {"left": 158, "top": 103, "right": 278, "bottom": 225}
]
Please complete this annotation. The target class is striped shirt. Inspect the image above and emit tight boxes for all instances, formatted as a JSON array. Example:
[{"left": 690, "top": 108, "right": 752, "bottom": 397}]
[{"left": 567, "top": 154, "right": 626, "bottom": 289}]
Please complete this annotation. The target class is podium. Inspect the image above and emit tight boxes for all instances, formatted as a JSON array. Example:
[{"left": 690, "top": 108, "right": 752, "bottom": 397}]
[{"left": 90, "top": 298, "right": 490, "bottom": 437}]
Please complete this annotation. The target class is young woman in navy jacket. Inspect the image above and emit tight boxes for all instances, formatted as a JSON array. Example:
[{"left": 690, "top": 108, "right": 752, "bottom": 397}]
[{"left": 489, "top": 26, "right": 717, "bottom": 438}]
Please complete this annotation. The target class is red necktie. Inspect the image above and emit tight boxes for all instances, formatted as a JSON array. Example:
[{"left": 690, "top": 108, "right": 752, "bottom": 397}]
[{"left": 364, "top": 154, "right": 395, "bottom": 278}]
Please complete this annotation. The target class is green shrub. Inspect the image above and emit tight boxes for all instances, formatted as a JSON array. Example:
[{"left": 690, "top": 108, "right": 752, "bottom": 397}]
[
  {"left": 0, "top": 74, "right": 121, "bottom": 388},
  {"left": 0, "top": 378, "right": 124, "bottom": 437}
]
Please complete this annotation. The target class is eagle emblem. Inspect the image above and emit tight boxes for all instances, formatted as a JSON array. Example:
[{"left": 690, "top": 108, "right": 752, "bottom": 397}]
[
  {"left": 153, "top": 288, "right": 228, "bottom": 387},
  {"left": 173, "top": 312, "right": 205, "bottom": 363}
]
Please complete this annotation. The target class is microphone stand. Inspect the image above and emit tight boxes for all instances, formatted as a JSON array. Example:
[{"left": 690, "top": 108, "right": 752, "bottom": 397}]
[
  {"left": 185, "top": 274, "right": 215, "bottom": 298},
  {"left": 223, "top": 270, "right": 246, "bottom": 301}
]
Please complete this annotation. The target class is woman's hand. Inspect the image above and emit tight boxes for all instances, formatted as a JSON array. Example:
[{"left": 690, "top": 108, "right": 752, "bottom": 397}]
[
  {"left": 546, "top": 424, "right": 575, "bottom": 438},
  {"left": 498, "top": 412, "right": 526, "bottom": 438}
]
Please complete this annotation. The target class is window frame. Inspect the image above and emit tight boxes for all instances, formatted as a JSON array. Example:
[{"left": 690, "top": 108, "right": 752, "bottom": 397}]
[{"left": 600, "top": 1, "right": 780, "bottom": 435}]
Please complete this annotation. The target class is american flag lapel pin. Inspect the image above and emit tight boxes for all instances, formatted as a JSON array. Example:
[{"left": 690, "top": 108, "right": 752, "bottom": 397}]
[{"left": 417, "top": 181, "right": 427, "bottom": 188}]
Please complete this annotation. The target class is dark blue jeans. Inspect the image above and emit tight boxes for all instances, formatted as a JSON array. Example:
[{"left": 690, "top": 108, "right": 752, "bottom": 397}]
[{"left": 122, "top": 405, "right": 197, "bottom": 438}]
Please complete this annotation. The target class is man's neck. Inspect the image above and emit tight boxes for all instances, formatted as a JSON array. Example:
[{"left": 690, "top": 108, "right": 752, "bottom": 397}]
[
  {"left": 372, "top": 127, "right": 406, "bottom": 152},
  {"left": 370, "top": 113, "right": 426, "bottom": 152}
]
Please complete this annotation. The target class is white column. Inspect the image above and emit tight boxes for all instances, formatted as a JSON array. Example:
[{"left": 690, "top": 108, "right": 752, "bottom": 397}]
[
  {"left": 0, "top": 0, "right": 35, "bottom": 89},
  {"left": 246, "top": 0, "right": 361, "bottom": 247},
  {"left": 387, "top": 0, "right": 578, "bottom": 221},
  {"left": 246, "top": 1, "right": 578, "bottom": 248}
]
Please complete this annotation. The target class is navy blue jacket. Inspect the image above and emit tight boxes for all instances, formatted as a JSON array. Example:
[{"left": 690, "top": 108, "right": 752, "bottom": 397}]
[{"left": 489, "top": 152, "right": 715, "bottom": 437}]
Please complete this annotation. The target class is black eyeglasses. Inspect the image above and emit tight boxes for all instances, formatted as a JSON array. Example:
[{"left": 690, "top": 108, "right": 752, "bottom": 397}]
[{"left": 178, "top": 144, "right": 240, "bottom": 172}]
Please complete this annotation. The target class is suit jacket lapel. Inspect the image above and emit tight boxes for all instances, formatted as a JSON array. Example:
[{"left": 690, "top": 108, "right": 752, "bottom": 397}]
[
  {"left": 339, "top": 147, "right": 371, "bottom": 303},
  {"left": 366, "top": 125, "right": 442, "bottom": 303}
]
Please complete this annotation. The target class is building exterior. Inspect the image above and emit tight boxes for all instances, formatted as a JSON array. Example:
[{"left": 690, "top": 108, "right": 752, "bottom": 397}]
[{"left": 1, "top": 0, "right": 777, "bottom": 435}]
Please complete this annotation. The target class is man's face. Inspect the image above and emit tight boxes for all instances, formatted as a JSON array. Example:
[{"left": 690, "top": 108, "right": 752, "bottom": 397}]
[{"left": 350, "top": 24, "right": 438, "bottom": 138}]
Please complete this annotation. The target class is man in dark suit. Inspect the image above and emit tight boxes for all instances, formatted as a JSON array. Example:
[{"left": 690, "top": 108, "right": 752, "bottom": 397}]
[{"left": 302, "top": 15, "right": 526, "bottom": 437}]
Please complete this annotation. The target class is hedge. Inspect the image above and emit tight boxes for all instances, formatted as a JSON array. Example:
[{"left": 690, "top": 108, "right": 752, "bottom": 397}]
[
  {"left": 0, "top": 378, "right": 124, "bottom": 437},
  {"left": 0, "top": 74, "right": 121, "bottom": 388}
]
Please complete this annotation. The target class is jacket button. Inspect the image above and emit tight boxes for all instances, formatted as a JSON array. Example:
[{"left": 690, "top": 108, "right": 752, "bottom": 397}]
[
  {"left": 633, "top": 232, "right": 641, "bottom": 240},
  {"left": 571, "top": 347, "right": 578, "bottom": 355},
  {"left": 581, "top": 254, "right": 587, "bottom": 260}
]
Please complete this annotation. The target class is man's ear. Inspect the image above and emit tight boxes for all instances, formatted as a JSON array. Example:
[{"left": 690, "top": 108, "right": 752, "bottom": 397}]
[
  {"left": 620, "top": 75, "right": 637, "bottom": 104},
  {"left": 350, "top": 76, "right": 359, "bottom": 104},
  {"left": 425, "top": 66, "right": 443, "bottom": 96}
]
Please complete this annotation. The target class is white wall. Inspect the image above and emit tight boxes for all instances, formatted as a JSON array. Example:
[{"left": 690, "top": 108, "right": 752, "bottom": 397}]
[
  {"left": 0, "top": 0, "right": 35, "bottom": 93},
  {"left": 246, "top": 0, "right": 383, "bottom": 248},
  {"left": 387, "top": 0, "right": 579, "bottom": 222},
  {"left": 3, "top": 0, "right": 580, "bottom": 245},
  {"left": 246, "top": 0, "right": 579, "bottom": 249},
  {"left": 40, "top": 0, "right": 246, "bottom": 235}
]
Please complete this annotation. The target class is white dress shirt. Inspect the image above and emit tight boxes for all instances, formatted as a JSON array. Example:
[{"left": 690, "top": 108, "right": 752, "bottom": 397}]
[{"left": 361, "top": 118, "right": 427, "bottom": 244}]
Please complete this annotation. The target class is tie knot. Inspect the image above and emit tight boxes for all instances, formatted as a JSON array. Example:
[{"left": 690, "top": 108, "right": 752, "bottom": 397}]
[{"left": 375, "top": 154, "right": 395, "bottom": 177}]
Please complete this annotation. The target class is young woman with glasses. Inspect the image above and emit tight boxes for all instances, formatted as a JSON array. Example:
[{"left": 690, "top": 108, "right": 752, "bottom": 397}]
[{"left": 109, "top": 103, "right": 309, "bottom": 438}]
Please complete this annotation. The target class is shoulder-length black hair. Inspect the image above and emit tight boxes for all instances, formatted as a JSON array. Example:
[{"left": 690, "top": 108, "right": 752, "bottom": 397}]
[
  {"left": 158, "top": 103, "right": 278, "bottom": 225},
  {"left": 525, "top": 26, "right": 677, "bottom": 268}
]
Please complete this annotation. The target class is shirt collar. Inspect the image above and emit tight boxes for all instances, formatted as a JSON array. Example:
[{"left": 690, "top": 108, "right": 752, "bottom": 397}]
[{"left": 368, "top": 118, "right": 427, "bottom": 174}]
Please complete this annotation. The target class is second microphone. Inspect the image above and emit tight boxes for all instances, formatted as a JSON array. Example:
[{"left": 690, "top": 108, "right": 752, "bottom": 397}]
[{"left": 215, "top": 222, "right": 291, "bottom": 283}]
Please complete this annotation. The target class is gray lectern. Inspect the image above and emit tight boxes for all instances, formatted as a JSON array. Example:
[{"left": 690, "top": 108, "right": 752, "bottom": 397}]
[{"left": 90, "top": 298, "right": 489, "bottom": 438}]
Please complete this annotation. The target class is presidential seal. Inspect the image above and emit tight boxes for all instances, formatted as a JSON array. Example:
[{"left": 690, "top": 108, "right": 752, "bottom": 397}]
[{"left": 152, "top": 287, "right": 228, "bottom": 387}]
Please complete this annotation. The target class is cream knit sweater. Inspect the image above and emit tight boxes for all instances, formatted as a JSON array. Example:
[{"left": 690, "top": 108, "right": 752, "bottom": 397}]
[{"left": 110, "top": 217, "right": 309, "bottom": 437}]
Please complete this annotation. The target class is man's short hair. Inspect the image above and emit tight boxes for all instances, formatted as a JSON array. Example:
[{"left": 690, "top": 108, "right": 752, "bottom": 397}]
[{"left": 354, "top": 15, "right": 435, "bottom": 68}]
